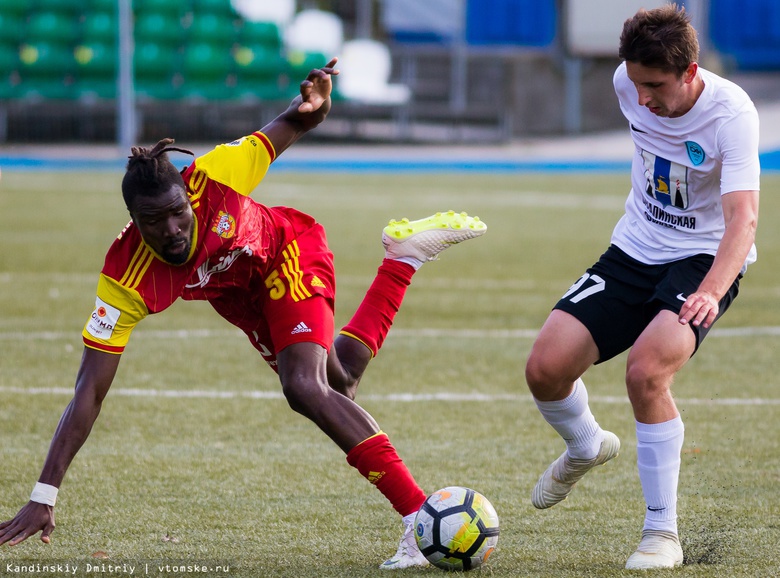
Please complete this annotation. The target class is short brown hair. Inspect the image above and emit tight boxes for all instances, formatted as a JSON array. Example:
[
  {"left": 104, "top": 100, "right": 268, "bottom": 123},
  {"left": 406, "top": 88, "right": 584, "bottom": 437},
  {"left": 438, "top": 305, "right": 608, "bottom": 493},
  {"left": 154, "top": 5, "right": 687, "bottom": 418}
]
[{"left": 618, "top": 4, "right": 699, "bottom": 76}]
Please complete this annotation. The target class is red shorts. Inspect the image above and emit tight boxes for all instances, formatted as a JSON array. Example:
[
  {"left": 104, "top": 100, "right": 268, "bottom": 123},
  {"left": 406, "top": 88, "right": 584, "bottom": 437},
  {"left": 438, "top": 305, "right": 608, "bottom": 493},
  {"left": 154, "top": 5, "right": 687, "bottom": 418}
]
[{"left": 242, "top": 215, "right": 336, "bottom": 371}]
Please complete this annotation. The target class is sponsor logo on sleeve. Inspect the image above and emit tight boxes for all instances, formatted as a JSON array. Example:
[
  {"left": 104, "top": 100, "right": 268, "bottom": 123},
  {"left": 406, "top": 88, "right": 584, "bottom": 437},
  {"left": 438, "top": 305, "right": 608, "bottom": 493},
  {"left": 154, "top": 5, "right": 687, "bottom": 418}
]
[{"left": 86, "top": 298, "right": 121, "bottom": 340}]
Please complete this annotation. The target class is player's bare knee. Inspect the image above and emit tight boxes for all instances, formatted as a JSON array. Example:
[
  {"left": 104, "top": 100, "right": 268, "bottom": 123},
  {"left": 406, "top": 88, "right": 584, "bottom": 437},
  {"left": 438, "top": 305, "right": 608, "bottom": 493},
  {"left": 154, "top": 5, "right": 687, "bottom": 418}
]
[
  {"left": 281, "top": 377, "right": 325, "bottom": 416},
  {"left": 525, "top": 354, "right": 568, "bottom": 400}
]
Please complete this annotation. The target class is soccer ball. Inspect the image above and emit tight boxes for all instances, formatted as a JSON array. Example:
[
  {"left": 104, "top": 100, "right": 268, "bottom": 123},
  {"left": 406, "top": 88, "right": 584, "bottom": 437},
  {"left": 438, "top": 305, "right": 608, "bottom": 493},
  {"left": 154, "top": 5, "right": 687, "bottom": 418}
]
[{"left": 414, "top": 486, "right": 500, "bottom": 571}]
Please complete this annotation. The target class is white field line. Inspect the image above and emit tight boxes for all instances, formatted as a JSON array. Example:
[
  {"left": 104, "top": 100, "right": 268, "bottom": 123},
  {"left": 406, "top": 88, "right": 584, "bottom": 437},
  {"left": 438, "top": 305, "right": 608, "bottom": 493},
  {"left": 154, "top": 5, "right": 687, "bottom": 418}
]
[
  {"left": 4, "top": 325, "right": 780, "bottom": 342},
  {"left": 0, "top": 386, "right": 777, "bottom": 406}
]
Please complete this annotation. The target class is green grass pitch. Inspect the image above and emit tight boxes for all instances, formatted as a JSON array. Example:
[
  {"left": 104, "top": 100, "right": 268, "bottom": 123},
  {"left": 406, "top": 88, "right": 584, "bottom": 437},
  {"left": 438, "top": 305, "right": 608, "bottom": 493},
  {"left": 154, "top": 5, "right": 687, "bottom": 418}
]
[{"left": 0, "top": 168, "right": 778, "bottom": 577}]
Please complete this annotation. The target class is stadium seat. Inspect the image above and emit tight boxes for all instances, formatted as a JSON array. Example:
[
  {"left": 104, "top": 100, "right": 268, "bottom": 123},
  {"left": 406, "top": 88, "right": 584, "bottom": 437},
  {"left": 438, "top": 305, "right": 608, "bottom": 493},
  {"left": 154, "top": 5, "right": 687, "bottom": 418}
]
[
  {"left": 181, "top": 41, "right": 234, "bottom": 100},
  {"left": 35, "top": 0, "right": 83, "bottom": 13},
  {"left": 133, "top": 0, "right": 189, "bottom": 16},
  {"left": 0, "top": 44, "right": 20, "bottom": 99},
  {"left": 335, "top": 39, "right": 411, "bottom": 105},
  {"left": 82, "top": 12, "right": 119, "bottom": 44},
  {"left": 286, "top": 50, "right": 329, "bottom": 79},
  {"left": 26, "top": 12, "right": 80, "bottom": 45},
  {"left": 187, "top": 13, "right": 237, "bottom": 44},
  {"left": 240, "top": 20, "right": 283, "bottom": 51},
  {"left": 233, "top": 44, "right": 289, "bottom": 101},
  {"left": 74, "top": 42, "right": 117, "bottom": 100},
  {"left": 0, "top": 0, "right": 28, "bottom": 16},
  {"left": 230, "top": 0, "right": 295, "bottom": 26},
  {"left": 17, "top": 41, "right": 76, "bottom": 99},
  {"left": 135, "top": 13, "right": 186, "bottom": 45},
  {"left": 86, "top": 0, "right": 119, "bottom": 11},
  {"left": 19, "top": 42, "right": 75, "bottom": 76},
  {"left": 284, "top": 9, "right": 344, "bottom": 57},
  {"left": 0, "top": 12, "right": 25, "bottom": 46},
  {"left": 134, "top": 41, "right": 181, "bottom": 100},
  {"left": 193, "top": 0, "right": 235, "bottom": 16}
]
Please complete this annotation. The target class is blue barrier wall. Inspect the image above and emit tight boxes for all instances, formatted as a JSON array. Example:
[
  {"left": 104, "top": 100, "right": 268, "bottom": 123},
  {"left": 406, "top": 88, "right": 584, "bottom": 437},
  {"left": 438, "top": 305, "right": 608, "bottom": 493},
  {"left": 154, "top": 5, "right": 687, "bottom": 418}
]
[
  {"left": 709, "top": 0, "right": 780, "bottom": 70},
  {"left": 465, "top": 0, "right": 557, "bottom": 46}
]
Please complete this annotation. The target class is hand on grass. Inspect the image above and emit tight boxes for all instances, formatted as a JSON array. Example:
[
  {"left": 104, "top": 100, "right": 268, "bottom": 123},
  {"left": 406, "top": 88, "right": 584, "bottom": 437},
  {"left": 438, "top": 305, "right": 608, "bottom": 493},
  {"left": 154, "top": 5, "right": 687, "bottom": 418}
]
[{"left": 0, "top": 502, "right": 55, "bottom": 546}]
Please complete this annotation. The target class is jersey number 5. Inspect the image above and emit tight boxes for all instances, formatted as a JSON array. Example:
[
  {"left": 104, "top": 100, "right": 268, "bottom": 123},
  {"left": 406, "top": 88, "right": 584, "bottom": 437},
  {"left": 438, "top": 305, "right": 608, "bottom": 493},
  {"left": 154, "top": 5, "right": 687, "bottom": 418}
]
[{"left": 562, "top": 273, "right": 606, "bottom": 303}]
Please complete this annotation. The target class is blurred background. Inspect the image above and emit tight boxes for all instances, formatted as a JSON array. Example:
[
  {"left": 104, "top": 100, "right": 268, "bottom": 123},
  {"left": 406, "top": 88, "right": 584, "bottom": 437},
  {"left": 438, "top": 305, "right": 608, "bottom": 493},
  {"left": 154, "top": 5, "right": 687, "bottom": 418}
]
[{"left": 0, "top": 0, "right": 778, "bottom": 145}]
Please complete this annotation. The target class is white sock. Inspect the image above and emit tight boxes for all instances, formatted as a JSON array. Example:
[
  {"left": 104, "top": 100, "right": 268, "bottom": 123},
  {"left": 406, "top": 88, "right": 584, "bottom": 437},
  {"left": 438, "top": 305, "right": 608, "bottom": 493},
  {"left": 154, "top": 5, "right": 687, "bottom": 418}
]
[
  {"left": 392, "top": 256, "right": 424, "bottom": 270},
  {"left": 636, "top": 417, "right": 684, "bottom": 535},
  {"left": 534, "top": 378, "right": 603, "bottom": 459}
]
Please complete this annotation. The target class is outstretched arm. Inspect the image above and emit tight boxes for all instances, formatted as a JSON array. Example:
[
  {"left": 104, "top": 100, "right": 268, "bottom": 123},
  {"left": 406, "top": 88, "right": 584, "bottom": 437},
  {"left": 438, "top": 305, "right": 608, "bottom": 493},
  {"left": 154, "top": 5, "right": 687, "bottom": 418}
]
[
  {"left": 261, "top": 57, "right": 339, "bottom": 156},
  {"left": 0, "top": 348, "right": 120, "bottom": 546}
]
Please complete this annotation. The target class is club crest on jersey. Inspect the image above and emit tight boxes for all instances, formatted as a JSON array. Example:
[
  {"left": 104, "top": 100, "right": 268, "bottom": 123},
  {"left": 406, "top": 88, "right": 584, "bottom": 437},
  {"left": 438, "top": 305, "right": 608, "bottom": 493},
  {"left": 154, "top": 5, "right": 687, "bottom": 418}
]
[
  {"left": 212, "top": 211, "right": 236, "bottom": 239},
  {"left": 685, "top": 141, "right": 705, "bottom": 166}
]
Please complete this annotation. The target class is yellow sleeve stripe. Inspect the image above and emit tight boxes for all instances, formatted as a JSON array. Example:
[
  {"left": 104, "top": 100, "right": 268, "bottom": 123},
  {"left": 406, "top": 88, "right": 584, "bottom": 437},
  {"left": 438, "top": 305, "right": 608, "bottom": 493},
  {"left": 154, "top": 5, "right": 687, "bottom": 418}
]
[{"left": 119, "top": 243, "right": 154, "bottom": 290}]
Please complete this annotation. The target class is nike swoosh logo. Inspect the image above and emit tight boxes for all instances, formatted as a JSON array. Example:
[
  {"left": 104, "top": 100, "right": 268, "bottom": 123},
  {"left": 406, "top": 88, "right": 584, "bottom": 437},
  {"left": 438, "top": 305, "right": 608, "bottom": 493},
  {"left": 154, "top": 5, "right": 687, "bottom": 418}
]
[
  {"left": 631, "top": 123, "right": 648, "bottom": 134},
  {"left": 676, "top": 293, "right": 687, "bottom": 302},
  {"left": 647, "top": 506, "right": 666, "bottom": 512}
]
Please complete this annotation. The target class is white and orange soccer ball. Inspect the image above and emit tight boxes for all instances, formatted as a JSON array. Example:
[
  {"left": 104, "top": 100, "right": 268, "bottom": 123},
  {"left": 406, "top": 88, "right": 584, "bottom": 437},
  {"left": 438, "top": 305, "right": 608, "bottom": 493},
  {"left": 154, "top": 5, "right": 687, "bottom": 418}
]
[{"left": 414, "top": 486, "right": 500, "bottom": 571}]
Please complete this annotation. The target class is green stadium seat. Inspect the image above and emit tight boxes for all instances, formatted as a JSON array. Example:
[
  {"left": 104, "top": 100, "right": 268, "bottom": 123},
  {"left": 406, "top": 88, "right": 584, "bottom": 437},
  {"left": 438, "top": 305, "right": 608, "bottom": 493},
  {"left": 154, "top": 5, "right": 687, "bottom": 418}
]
[
  {"left": 187, "top": 13, "right": 237, "bottom": 44},
  {"left": 34, "top": 0, "right": 83, "bottom": 13},
  {"left": 82, "top": 12, "right": 118, "bottom": 43},
  {"left": 19, "top": 42, "right": 75, "bottom": 76},
  {"left": 239, "top": 20, "right": 282, "bottom": 51},
  {"left": 181, "top": 41, "right": 234, "bottom": 100},
  {"left": 0, "top": 44, "right": 20, "bottom": 99},
  {"left": 0, "top": 0, "right": 29, "bottom": 16},
  {"left": 74, "top": 42, "right": 117, "bottom": 100},
  {"left": 0, "top": 12, "right": 25, "bottom": 46},
  {"left": 86, "top": 0, "right": 119, "bottom": 11},
  {"left": 135, "top": 13, "right": 186, "bottom": 45},
  {"left": 134, "top": 0, "right": 190, "bottom": 16},
  {"left": 26, "top": 12, "right": 80, "bottom": 45},
  {"left": 233, "top": 44, "right": 286, "bottom": 80},
  {"left": 286, "top": 50, "right": 328, "bottom": 78},
  {"left": 192, "top": 0, "right": 235, "bottom": 16},
  {"left": 134, "top": 41, "right": 180, "bottom": 100},
  {"left": 233, "top": 44, "right": 289, "bottom": 101}
]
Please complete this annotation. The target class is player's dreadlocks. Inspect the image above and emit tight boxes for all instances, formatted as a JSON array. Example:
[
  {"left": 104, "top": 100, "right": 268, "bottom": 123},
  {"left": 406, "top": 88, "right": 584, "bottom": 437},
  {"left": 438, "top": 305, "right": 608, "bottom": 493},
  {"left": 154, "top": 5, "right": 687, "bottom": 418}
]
[{"left": 121, "top": 138, "right": 194, "bottom": 209}]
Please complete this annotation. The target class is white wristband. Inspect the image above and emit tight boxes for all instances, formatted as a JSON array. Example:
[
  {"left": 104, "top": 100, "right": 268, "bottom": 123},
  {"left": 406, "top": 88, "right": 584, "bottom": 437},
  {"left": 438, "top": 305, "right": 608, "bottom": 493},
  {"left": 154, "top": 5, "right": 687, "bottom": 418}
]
[{"left": 30, "top": 482, "right": 58, "bottom": 506}]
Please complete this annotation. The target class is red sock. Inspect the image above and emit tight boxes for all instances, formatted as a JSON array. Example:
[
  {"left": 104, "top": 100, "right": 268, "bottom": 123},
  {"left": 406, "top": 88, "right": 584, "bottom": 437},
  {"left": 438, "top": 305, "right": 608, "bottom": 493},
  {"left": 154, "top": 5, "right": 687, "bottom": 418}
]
[
  {"left": 346, "top": 432, "right": 426, "bottom": 517},
  {"left": 340, "top": 259, "right": 414, "bottom": 356}
]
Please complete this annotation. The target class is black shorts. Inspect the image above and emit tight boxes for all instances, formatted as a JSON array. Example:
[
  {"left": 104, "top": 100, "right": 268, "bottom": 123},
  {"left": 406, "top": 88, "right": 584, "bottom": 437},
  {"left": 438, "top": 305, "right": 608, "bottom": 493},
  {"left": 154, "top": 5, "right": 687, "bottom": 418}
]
[{"left": 554, "top": 245, "right": 740, "bottom": 363}]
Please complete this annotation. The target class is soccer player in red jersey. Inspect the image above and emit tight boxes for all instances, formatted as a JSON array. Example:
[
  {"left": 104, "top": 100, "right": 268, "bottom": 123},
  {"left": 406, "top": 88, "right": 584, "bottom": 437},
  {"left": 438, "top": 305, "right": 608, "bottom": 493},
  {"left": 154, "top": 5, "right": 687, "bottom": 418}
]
[{"left": 0, "top": 58, "right": 486, "bottom": 569}]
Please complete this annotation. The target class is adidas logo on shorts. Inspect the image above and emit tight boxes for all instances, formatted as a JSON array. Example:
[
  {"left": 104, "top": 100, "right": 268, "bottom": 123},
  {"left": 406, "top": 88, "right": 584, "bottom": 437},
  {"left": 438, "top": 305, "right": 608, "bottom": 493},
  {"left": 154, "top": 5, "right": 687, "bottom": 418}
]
[{"left": 291, "top": 321, "right": 312, "bottom": 335}]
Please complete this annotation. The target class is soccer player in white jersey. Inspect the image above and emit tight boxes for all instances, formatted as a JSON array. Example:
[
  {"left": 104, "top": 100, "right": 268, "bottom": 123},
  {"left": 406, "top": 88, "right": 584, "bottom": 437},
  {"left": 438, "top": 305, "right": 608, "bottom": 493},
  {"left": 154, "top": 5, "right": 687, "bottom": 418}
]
[{"left": 525, "top": 4, "right": 759, "bottom": 570}]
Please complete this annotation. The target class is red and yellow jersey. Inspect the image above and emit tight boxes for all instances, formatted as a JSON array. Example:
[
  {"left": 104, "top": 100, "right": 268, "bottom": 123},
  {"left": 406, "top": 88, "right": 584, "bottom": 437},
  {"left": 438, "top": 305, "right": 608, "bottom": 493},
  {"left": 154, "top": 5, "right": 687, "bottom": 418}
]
[{"left": 82, "top": 132, "right": 332, "bottom": 354}]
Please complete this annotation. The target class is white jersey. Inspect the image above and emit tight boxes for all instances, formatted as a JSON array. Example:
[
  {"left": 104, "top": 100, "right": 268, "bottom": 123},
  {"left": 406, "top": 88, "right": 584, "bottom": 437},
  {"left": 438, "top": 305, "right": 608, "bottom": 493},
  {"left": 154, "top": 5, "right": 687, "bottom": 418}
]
[{"left": 611, "top": 62, "right": 760, "bottom": 272}]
